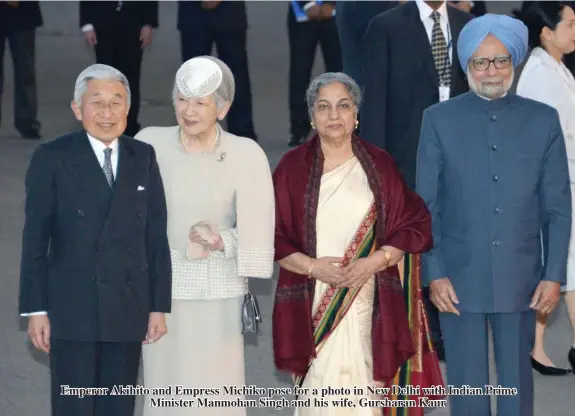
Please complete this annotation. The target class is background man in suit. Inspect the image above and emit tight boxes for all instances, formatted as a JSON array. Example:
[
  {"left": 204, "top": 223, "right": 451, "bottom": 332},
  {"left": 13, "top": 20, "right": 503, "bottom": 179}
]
[
  {"left": 19, "top": 64, "right": 172, "bottom": 416},
  {"left": 416, "top": 15, "right": 571, "bottom": 415},
  {"left": 335, "top": 0, "right": 400, "bottom": 88},
  {"left": 360, "top": 0, "right": 472, "bottom": 359},
  {"left": 79, "top": 1, "right": 158, "bottom": 137},
  {"left": 287, "top": 1, "right": 342, "bottom": 146},
  {"left": 177, "top": 0, "right": 257, "bottom": 141},
  {"left": 0, "top": 1, "right": 42, "bottom": 139}
]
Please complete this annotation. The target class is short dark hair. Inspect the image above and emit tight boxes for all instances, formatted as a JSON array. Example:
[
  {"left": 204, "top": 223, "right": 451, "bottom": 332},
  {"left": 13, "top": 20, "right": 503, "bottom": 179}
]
[{"left": 523, "top": 1, "right": 571, "bottom": 49}]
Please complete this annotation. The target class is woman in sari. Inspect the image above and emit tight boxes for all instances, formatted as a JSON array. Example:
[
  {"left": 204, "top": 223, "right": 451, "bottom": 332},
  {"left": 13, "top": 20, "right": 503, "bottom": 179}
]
[{"left": 272, "top": 72, "right": 444, "bottom": 415}]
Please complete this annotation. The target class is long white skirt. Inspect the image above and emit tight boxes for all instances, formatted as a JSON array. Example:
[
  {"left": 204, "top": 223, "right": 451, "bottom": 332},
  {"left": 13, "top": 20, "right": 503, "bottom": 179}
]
[{"left": 142, "top": 297, "right": 245, "bottom": 416}]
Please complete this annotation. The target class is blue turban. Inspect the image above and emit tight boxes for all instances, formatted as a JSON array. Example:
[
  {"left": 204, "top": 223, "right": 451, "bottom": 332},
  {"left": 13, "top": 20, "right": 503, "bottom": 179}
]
[{"left": 457, "top": 14, "right": 528, "bottom": 72}]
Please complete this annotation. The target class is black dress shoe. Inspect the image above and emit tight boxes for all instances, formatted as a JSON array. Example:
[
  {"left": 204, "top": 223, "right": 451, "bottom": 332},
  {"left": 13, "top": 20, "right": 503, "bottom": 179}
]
[
  {"left": 569, "top": 347, "right": 575, "bottom": 372},
  {"left": 531, "top": 357, "right": 572, "bottom": 375}
]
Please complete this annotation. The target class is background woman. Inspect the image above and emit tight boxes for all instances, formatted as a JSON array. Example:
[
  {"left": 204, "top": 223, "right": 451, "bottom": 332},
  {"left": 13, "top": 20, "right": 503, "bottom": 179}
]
[
  {"left": 272, "top": 72, "right": 444, "bottom": 415},
  {"left": 136, "top": 56, "right": 275, "bottom": 415},
  {"left": 517, "top": 1, "right": 575, "bottom": 376}
]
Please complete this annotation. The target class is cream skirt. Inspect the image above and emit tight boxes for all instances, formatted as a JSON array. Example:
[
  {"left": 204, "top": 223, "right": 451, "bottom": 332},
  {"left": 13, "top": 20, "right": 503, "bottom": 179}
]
[{"left": 142, "top": 297, "right": 245, "bottom": 415}]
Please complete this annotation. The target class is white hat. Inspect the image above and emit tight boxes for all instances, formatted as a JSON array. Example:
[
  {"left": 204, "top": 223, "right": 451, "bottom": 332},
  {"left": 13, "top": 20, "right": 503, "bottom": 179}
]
[{"left": 175, "top": 57, "right": 223, "bottom": 98}]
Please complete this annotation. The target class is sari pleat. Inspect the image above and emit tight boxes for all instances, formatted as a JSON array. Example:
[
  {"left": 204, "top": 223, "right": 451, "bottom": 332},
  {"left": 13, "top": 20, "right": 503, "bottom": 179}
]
[
  {"left": 292, "top": 158, "right": 445, "bottom": 416},
  {"left": 294, "top": 157, "right": 379, "bottom": 416}
]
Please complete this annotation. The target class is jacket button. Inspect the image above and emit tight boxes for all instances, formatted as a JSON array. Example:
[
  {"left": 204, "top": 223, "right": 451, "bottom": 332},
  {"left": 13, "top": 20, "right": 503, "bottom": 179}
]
[
  {"left": 492, "top": 240, "right": 501, "bottom": 246},
  {"left": 492, "top": 175, "right": 500, "bottom": 182},
  {"left": 77, "top": 210, "right": 85, "bottom": 216},
  {"left": 490, "top": 145, "right": 498, "bottom": 151},
  {"left": 494, "top": 207, "right": 502, "bottom": 213},
  {"left": 96, "top": 245, "right": 103, "bottom": 251},
  {"left": 138, "top": 213, "right": 144, "bottom": 218},
  {"left": 490, "top": 115, "right": 497, "bottom": 121}
]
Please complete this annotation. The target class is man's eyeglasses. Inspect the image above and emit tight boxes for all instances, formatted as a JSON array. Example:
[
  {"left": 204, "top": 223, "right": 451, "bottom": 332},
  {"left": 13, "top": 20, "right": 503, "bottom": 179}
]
[{"left": 470, "top": 56, "right": 512, "bottom": 71}]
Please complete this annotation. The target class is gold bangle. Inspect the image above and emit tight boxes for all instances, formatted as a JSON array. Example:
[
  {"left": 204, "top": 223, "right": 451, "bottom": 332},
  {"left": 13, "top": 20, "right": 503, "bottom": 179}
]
[
  {"left": 307, "top": 260, "right": 314, "bottom": 278},
  {"left": 380, "top": 248, "right": 392, "bottom": 262}
]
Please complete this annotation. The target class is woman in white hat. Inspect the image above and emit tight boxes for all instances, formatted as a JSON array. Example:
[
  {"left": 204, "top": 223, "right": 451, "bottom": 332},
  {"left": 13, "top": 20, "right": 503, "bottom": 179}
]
[{"left": 136, "top": 56, "right": 275, "bottom": 415}]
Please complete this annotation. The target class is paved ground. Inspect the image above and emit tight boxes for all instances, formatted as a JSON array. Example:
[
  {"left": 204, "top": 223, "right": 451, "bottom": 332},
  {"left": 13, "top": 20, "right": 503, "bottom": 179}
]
[{"left": 1, "top": 2, "right": 575, "bottom": 415}]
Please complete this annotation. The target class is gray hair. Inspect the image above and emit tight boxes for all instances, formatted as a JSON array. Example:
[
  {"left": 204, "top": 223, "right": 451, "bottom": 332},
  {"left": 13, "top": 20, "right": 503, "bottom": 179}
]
[
  {"left": 172, "top": 56, "right": 235, "bottom": 110},
  {"left": 306, "top": 72, "right": 362, "bottom": 119},
  {"left": 73, "top": 64, "right": 131, "bottom": 107}
]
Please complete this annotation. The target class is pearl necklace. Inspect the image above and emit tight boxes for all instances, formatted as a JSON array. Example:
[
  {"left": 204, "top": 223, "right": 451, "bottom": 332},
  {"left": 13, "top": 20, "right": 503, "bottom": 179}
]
[{"left": 180, "top": 125, "right": 221, "bottom": 155}]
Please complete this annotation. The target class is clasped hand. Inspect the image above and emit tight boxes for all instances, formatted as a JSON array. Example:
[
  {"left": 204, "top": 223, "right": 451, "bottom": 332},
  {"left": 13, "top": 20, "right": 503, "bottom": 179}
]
[
  {"left": 310, "top": 257, "right": 379, "bottom": 288},
  {"left": 189, "top": 229, "right": 224, "bottom": 251}
]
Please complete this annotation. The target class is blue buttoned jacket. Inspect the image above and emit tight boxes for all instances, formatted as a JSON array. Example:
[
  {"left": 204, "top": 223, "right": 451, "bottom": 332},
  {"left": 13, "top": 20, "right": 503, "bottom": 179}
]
[{"left": 416, "top": 92, "right": 572, "bottom": 313}]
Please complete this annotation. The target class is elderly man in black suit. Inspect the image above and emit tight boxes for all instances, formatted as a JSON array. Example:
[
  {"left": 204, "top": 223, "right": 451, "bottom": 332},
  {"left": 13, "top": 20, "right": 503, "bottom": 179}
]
[
  {"left": 79, "top": 1, "right": 158, "bottom": 137},
  {"left": 19, "top": 64, "right": 172, "bottom": 416},
  {"left": 360, "top": 0, "right": 472, "bottom": 359},
  {"left": 0, "top": 1, "right": 42, "bottom": 139}
]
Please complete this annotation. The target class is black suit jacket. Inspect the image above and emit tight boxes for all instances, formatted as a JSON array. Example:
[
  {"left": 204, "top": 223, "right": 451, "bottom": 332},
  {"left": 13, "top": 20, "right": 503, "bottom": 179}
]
[
  {"left": 336, "top": 1, "right": 400, "bottom": 87},
  {"left": 0, "top": 1, "right": 42, "bottom": 34},
  {"left": 19, "top": 132, "right": 171, "bottom": 342},
  {"left": 177, "top": 1, "right": 247, "bottom": 33},
  {"left": 360, "top": 1, "right": 472, "bottom": 189},
  {"left": 79, "top": 1, "right": 158, "bottom": 30}
]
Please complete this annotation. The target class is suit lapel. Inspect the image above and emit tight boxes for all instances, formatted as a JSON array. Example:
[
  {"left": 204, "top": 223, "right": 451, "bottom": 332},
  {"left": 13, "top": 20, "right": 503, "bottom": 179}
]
[
  {"left": 96, "top": 135, "right": 139, "bottom": 245},
  {"left": 558, "top": 65, "right": 575, "bottom": 95},
  {"left": 447, "top": 6, "right": 466, "bottom": 89},
  {"left": 406, "top": 2, "right": 439, "bottom": 87},
  {"left": 68, "top": 131, "right": 114, "bottom": 201},
  {"left": 66, "top": 132, "right": 141, "bottom": 244}
]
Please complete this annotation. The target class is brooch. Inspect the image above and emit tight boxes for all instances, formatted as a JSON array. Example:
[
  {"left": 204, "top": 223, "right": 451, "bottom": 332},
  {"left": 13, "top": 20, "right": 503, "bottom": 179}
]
[{"left": 218, "top": 152, "right": 227, "bottom": 162}]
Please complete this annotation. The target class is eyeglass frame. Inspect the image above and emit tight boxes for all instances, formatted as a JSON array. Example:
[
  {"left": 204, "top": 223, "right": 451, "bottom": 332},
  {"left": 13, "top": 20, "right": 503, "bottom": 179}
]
[{"left": 469, "top": 55, "right": 512, "bottom": 71}]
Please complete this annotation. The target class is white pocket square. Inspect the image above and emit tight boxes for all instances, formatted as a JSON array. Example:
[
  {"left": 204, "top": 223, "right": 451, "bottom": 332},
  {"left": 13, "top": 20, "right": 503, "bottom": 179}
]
[{"left": 137, "top": 186, "right": 145, "bottom": 191}]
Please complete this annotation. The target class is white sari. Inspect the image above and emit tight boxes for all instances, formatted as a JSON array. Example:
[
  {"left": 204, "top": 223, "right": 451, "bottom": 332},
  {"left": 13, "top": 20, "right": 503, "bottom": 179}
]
[{"left": 295, "top": 156, "right": 380, "bottom": 416}]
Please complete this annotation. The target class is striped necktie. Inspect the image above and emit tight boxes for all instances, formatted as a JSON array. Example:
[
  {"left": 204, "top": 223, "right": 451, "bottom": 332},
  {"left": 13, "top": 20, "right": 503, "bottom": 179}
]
[
  {"left": 431, "top": 11, "right": 451, "bottom": 87},
  {"left": 103, "top": 148, "right": 115, "bottom": 188}
]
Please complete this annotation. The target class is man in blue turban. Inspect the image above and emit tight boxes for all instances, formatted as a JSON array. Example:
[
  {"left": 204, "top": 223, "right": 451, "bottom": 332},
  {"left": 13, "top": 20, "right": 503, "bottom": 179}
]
[
  {"left": 416, "top": 12, "right": 571, "bottom": 416},
  {"left": 457, "top": 13, "right": 529, "bottom": 72}
]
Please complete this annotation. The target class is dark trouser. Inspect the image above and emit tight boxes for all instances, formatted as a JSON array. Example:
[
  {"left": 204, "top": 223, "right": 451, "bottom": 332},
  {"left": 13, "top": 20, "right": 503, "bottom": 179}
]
[
  {"left": 0, "top": 29, "right": 40, "bottom": 132},
  {"left": 422, "top": 286, "right": 443, "bottom": 348},
  {"left": 94, "top": 24, "right": 143, "bottom": 137},
  {"left": 335, "top": 2, "right": 364, "bottom": 88},
  {"left": 335, "top": 2, "right": 399, "bottom": 90},
  {"left": 440, "top": 311, "right": 535, "bottom": 416},
  {"left": 288, "top": 16, "right": 342, "bottom": 140},
  {"left": 180, "top": 27, "right": 256, "bottom": 140},
  {"left": 50, "top": 339, "right": 141, "bottom": 416}
]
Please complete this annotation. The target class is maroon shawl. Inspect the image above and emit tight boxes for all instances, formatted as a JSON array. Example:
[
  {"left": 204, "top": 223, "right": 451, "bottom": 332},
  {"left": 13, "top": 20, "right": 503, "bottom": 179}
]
[{"left": 272, "top": 134, "right": 433, "bottom": 383}]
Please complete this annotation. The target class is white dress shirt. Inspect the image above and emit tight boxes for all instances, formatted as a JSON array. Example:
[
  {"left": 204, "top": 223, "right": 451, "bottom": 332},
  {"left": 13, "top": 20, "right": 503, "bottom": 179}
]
[
  {"left": 88, "top": 133, "right": 119, "bottom": 178},
  {"left": 415, "top": 0, "right": 452, "bottom": 64},
  {"left": 21, "top": 134, "right": 119, "bottom": 317}
]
